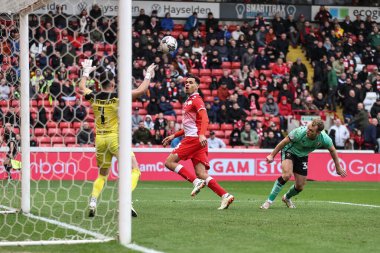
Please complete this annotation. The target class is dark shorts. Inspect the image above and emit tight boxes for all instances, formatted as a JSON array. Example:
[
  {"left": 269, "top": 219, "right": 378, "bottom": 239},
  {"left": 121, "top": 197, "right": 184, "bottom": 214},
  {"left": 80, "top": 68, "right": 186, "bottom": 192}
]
[{"left": 282, "top": 151, "right": 308, "bottom": 176}]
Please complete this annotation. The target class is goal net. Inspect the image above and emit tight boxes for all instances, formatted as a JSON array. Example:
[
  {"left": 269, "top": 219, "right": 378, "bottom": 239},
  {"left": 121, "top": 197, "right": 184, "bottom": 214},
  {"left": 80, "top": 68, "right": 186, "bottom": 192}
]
[{"left": 0, "top": 0, "right": 129, "bottom": 245}]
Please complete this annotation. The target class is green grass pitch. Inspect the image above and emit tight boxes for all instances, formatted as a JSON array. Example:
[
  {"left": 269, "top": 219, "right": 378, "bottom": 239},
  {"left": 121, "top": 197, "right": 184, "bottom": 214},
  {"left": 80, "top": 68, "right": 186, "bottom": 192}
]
[{"left": 0, "top": 181, "right": 379, "bottom": 253}]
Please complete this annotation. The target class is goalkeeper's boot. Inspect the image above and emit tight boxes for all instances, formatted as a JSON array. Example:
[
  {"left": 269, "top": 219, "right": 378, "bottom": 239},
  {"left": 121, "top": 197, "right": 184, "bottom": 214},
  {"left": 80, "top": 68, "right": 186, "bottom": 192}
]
[
  {"left": 282, "top": 195, "right": 296, "bottom": 208},
  {"left": 88, "top": 197, "right": 97, "bottom": 217},
  {"left": 260, "top": 200, "right": 273, "bottom": 209},
  {"left": 218, "top": 194, "right": 234, "bottom": 210},
  {"left": 190, "top": 179, "right": 206, "bottom": 197},
  {"left": 131, "top": 205, "right": 138, "bottom": 218}
]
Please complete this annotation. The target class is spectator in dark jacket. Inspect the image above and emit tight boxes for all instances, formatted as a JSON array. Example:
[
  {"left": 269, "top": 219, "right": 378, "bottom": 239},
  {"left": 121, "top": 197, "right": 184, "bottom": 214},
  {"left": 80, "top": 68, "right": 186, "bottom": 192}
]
[
  {"left": 219, "top": 70, "right": 236, "bottom": 90},
  {"left": 370, "top": 98, "right": 380, "bottom": 118},
  {"left": 154, "top": 112, "right": 168, "bottom": 130},
  {"left": 73, "top": 98, "right": 87, "bottom": 121},
  {"left": 147, "top": 97, "right": 160, "bottom": 116},
  {"left": 229, "top": 127, "right": 242, "bottom": 147},
  {"left": 77, "top": 122, "right": 94, "bottom": 145},
  {"left": 184, "top": 12, "right": 199, "bottom": 31},
  {"left": 313, "top": 92, "right": 327, "bottom": 110},
  {"left": 363, "top": 118, "right": 378, "bottom": 151},
  {"left": 261, "top": 130, "right": 279, "bottom": 148},
  {"left": 133, "top": 121, "right": 152, "bottom": 146},
  {"left": 227, "top": 102, "right": 247, "bottom": 123},
  {"left": 53, "top": 100, "right": 73, "bottom": 122},
  {"left": 159, "top": 96, "right": 176, "bottom": 116}
]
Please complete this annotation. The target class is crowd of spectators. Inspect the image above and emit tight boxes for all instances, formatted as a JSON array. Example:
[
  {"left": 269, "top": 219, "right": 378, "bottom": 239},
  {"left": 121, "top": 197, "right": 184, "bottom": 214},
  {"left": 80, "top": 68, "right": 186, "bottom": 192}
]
[{"left": 0, "top": 4, "right": 379, "bottom": 151}]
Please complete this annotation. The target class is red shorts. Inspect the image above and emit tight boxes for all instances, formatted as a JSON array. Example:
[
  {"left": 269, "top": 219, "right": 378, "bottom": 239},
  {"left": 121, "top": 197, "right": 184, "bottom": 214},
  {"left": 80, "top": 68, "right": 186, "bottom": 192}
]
[{"left": 171, "top": 137, "right": 210, "bottom": 169}]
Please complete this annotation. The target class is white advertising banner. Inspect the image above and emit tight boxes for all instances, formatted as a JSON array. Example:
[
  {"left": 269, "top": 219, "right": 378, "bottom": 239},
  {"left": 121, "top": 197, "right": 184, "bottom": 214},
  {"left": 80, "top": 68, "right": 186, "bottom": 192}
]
[
  {"left": 33, "top": 0, "right": 220, "bottom": 18},
  {"left": 311, "top": 5, "right": 380, "bottom": 22}
]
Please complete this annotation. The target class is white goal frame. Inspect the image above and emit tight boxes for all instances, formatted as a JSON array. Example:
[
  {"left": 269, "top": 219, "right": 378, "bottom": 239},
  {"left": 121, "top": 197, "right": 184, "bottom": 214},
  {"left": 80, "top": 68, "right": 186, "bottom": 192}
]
[{"left": 0, "top": 0, "right": 132, "bottom": 247}]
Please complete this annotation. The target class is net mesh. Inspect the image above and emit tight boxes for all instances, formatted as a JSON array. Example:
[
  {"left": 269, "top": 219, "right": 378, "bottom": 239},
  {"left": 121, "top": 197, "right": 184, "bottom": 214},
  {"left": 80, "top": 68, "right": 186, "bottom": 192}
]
[{"left": 0, "top": 0, "right": 120, "bottom": 243}]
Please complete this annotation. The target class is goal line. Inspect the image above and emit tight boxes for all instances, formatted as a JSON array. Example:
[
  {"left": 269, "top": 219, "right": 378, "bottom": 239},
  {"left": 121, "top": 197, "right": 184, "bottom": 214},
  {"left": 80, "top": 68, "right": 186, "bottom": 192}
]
[{"left": 0, "top": 204, "right": 114, "bottom": 246}]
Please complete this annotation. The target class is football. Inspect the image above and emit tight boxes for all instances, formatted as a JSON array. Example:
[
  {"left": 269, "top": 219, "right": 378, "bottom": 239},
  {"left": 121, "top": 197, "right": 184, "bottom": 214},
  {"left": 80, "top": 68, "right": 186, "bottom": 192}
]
[{"left": 160, "top": 36, "right": 178, "bottom": 54}]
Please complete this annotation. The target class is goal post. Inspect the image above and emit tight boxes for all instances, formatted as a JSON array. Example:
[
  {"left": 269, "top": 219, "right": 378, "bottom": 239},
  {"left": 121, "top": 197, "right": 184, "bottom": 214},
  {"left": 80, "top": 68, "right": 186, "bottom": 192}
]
[
  {"left": 0, "top": 0, "right": 133, "bottom": 246},
  {"left": 117, "top": 0, "right": 132, "bottom": 246}
]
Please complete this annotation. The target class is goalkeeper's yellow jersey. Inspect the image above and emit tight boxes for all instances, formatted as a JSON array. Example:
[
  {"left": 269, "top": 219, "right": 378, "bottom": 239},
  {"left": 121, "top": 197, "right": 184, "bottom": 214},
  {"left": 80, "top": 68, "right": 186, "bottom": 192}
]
[{"left": 84, "top": 91, "right": 119, "bottom": 135}]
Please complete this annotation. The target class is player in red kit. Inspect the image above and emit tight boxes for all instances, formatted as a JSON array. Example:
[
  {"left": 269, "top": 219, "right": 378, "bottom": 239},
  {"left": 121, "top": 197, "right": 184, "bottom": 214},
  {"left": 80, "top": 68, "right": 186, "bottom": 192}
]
[{"left": 162, "top": 74, "right": 234, "bottom": 210}]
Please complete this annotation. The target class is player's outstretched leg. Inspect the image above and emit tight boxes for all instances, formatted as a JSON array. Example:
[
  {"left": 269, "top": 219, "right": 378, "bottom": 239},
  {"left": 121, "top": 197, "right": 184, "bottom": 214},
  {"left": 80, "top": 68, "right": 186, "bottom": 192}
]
[
  {"left": 131, "top": 154, "right": 141, "bottom": 217},
  {"left": 88, "top": 174, "right": 107, "bottom": 217},
  {"left": 260, "top": 176, "right": 288, "bottom": 209},
  {"left": 165, "top": 155, "right": 203, "bottom": 196},
  {"left": 4, "top": 160, "right": 12, "bottom": 181}
]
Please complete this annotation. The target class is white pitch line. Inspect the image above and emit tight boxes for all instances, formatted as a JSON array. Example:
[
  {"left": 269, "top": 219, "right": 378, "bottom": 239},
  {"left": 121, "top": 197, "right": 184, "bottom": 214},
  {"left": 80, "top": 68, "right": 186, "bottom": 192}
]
[
  {"left": 327, "top": 201, "right": 380, "bottom": 208},
  {"left": 0, "top": 205, "right": 113, "bottom": 241},
  {"left": 126, "top": 243, "right": 166, "bottom": 253}
]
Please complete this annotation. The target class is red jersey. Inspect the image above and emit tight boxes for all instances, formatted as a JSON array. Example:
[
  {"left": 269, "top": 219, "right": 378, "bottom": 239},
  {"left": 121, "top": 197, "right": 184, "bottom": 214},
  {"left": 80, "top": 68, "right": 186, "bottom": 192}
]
[{"left": 183, "top": 93, "right": 206, "bottom": 137}]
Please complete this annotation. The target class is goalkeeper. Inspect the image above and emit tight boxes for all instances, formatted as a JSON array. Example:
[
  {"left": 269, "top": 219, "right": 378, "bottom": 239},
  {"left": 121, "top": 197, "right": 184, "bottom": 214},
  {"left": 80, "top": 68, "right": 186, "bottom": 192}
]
[{"left": 79, "top": 59, "right": 155, "bottom": 217}]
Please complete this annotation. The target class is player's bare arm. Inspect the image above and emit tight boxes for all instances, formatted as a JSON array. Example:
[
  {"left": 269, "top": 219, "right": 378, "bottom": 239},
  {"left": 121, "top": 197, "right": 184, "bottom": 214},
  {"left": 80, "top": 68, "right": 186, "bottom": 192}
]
[
  {"left": 132, "top": 63, "right": 156, "bottom": 100},
  {"left": 163, "top": 129, "right": 184, "bottom": 147},
  {"left": 197, "top": 109, "right": 209, "bottom": 147},
  {"left": 266, "top": 137, "right": 291, "bottom": 163},
  {"left": 328, "top": 145, "right": 347, "bottom": 178}
]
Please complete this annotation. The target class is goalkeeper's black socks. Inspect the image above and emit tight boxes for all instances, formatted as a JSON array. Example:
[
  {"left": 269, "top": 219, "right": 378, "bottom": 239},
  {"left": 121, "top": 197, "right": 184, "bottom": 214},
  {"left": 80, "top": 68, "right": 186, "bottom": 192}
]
[{"left": 4, "top": 164, "right": 12, "bottom": 180}]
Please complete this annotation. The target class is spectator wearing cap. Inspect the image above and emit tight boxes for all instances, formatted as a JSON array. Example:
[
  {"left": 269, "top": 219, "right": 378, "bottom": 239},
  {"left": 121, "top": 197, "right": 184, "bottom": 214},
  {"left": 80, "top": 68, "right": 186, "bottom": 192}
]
[
  {"left": 240, "top": 123, "right": 259, "bottom": 148},
  {"left": 262, "top": 95, "right": 279, "bottom": 116},
  {"left": 205, "top": 102, "right": 217, "bottom": 123},
  {"left": 211, "top": 97, "right": 221, "bottom": 117},
  {"left": 217, "top": 82, "right": 230, "bottom": 102},
  {"left": 132, "top": 107, "right": 142, "bottom": 132},
  {"left": 184, "top": 12, "right": 199, "bottom": 32},
  {"left": 208, "top": 131, "right": 226, "bottom": 149}
]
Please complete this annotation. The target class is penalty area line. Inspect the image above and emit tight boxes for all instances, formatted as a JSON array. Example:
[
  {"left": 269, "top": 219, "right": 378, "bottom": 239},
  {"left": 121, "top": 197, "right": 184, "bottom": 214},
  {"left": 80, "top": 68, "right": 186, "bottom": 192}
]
[{"left": 126, "top": 243, "right": 166, "bottom": 253}]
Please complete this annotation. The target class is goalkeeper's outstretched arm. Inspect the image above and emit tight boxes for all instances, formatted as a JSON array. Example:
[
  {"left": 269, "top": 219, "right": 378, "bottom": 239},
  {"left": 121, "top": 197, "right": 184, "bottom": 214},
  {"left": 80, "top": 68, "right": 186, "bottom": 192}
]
[
  {"left": 132, "top": 63, "right": 156, "bottom": 100},
  {"left": 79, "top": 59, "right": 97, "bottom": 95}
]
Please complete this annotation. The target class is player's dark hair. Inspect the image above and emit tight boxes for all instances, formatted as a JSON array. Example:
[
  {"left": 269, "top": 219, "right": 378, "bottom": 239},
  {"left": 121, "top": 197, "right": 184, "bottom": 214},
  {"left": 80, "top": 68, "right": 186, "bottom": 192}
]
[
  {"left": 312, "top": 119, "right": 325, "bottom": 132},
  {"left": 187, "top": 74, "right": 200, "bottom": 85},
  {"left": 99, "top": 71, "right": 115, "bottom": 89}
]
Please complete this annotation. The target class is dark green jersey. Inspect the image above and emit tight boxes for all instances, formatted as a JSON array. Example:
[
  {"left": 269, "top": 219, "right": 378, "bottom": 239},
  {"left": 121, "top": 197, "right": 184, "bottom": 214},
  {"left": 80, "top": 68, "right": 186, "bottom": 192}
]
[{"left": 283, "top": 126, "right": 333, "bottom": 157}]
